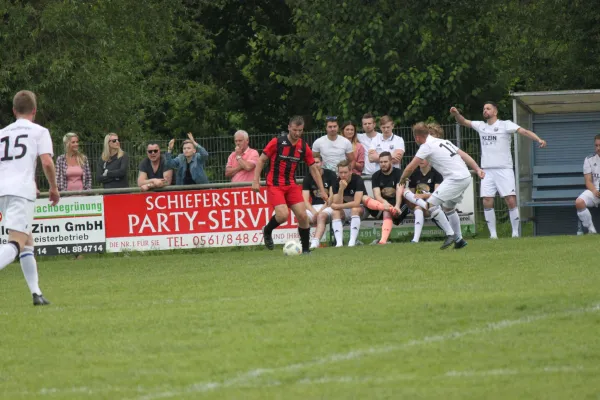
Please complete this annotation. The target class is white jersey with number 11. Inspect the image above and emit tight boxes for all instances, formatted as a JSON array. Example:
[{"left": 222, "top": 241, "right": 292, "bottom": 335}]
[
  {"left": 415, "top": 135, "right": 470, "bottom": 180},
  {"left": 0, "top": 118, "right": 54, "bottom": 201}
]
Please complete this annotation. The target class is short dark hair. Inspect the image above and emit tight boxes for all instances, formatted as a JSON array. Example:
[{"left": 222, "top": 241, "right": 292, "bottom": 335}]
[
  {"left": 379, "top": 151, "right": 392, "bottom": 159},
  {"left": 289, "top": 115, "right": 305, "bottom": 126},
  {"left": 313, "top": 153, "right": 322, "bottom": 161},
  {"left": 484, "top": 101, "right": 498, "bottom": 110},
  {"left": 146, "top": 142, "right": 160, "bottom": 148},
  {"left": 362, "top": 113, "right": 374, "bottom": 121},
  {"left": 595, "top": 134, "right": 600, "bottom": 141}
]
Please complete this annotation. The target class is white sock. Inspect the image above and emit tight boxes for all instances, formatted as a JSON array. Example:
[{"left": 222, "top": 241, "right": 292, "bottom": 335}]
[
  {"left": 508, "top": 207, "right": 520, "bottom": 237},
  {"left": 332, "top": 219, "right": 344, "bottom": 247},
  {"left": 20, "top": 246, "right": 41, "bottom": 295},
  {"left": 430, "top": 206, "right": 454, "bottom": 236},
  {"left": 348, "top": 216, "right": 361, "bottom": 246},
  {"left": 403, "top": 191, "right": 428, "bottom": 209},
  {"left": 412, "top": 209, "right": 424, "bottom": 242},
  {"left": 310, "top": 238, "right": 320, "bottom": 249},
  {"left": 0, "top": 242, "right": 19, "bottom": 271},
  {"left": 577, "top": 209, "right": 597, "bottom": 233},
  {"left": 484, "top": 208, "right": 497, "bottom": 238},
  {"left": 446, "top": 210, "right": 462, "bottom": 240}
]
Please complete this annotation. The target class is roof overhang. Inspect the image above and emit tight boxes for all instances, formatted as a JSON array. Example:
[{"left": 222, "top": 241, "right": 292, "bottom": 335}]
[{"left": 511, "top": 89, "right": 600, "bottom": 114}]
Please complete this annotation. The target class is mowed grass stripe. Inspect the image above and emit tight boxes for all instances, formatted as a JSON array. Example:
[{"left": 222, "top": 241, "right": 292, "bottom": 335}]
[{"left": 0, "top": 236, "right": 598, "bottom": 399}]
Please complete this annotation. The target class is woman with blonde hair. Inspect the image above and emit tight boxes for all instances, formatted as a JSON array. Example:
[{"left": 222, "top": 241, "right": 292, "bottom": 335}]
[
  {"left": 96, "top": 133, "right": 129, "bottom": 188},
  {"left": 56, "top": 133, "right": 92, "bottom": 191},
  {"left": 341, "top": 121, "right": 364, "bottom": 175}
]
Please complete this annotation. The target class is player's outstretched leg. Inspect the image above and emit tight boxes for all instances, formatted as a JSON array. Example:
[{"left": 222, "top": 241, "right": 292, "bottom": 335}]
[
  {"left": 429, "top": 205, "right": 456, "bottom": 249},
  {"left": 0, "top": 241, "right": 20, "bottom": 271},
  {"left": 445, "top": 210, "right": 467, "bottom": 249},
  {"left": 20, "top": 246, "right": 50, "bottom": 306},
  {"left": 403, "top": 191, "right": 428, "bottom": 209}
]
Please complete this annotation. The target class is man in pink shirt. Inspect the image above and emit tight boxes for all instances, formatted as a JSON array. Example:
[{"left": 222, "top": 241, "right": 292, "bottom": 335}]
[{"left": 225, "top": 130, "right": 260, "bottom": 182}]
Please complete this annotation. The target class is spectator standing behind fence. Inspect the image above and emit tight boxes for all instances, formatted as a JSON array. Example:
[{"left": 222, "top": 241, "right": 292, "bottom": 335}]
[
  {"left": 96, "top": 133, "right": 129, "bottom": 189},
  {"left": 312, "top": 116, "right": 355, "bottom": 172},
  {"left": 56, "top": 132, "right": 92, "bottom": 191},
  {"left": 166, "top": 132, "right": 209, "bottom": 185},
  {"left": 342, "top": 121, "right": 364, "bottom": 175},
  {"left": 225, "top": 130, "right": 259, "bottom": 182},
  {"left": 138, "top": 142, "right": 173, "bottom": 192}
]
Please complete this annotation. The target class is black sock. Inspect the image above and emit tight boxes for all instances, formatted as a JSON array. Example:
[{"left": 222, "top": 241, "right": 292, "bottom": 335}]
[
  {"left": 264, "top": 215, "right": 281, "bottom": 235},
  {"left": 298, "top": 227, "right": 310, "bottom": 251}
]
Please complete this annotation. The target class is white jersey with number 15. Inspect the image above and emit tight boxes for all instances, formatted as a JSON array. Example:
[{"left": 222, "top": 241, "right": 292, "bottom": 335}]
[
  {"left": 0, "top": 118, "right": 54, "bottom": 201},
  {"left": 415, "top": 135, "right": 470, "bottom": 180}
]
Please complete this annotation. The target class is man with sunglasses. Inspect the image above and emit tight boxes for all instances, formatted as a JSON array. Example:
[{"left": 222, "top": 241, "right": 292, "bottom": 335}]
[
  {"left": 312, "top": 116, "right": 355, "bottom": 173},
  {"left": 137, "top": 142, "right": 173, "bottom": 192}
]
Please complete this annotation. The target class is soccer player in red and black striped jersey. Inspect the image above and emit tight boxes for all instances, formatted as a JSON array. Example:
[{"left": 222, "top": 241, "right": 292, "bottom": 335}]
[{"left": 252, "top": 116, "right": 328, "bottom": 254}]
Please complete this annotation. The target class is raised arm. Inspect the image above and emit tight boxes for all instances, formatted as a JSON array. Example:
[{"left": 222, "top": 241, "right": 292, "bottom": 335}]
[
  {"left": 399, "top": 156, "right": 421, "bottom": 185},
  {"left": 450, "top": 107, "right": 472, "bottom": 128},
  {"left": 517, "top": 127, "right": 547, "bottom": 148}
]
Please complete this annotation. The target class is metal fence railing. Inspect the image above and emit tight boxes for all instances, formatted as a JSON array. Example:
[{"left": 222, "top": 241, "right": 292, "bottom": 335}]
[{"left": 34, "top": 124, "right": 519, "bottom": 236}]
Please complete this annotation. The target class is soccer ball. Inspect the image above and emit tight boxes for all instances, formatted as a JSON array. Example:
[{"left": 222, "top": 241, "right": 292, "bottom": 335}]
[{"left": 283, "top": 240, "right": 302, "bottom": 256}]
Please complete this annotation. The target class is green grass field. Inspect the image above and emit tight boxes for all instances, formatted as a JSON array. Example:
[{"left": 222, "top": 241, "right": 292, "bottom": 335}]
[{"left": 1, "top": 236, "right": 599, "bottom": 399}]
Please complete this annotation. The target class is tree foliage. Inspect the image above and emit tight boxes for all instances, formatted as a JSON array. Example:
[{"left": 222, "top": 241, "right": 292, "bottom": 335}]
[{"left": 1, "top": 0, "right": 600, "bottom": 138}]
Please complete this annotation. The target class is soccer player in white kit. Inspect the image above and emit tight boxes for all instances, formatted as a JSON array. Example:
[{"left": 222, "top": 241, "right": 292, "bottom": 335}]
[
  {"left": 0, "top": 90, "right": 60, "bottom": 305},
  {"left": 450, "top": 102, "right": 547, "bottom": 238},
  {"left": 575, "top": 134, "right": 600, "bottom": 234},
  {"left": 399, "top": 122, "right": 485, "bottom": 249}
]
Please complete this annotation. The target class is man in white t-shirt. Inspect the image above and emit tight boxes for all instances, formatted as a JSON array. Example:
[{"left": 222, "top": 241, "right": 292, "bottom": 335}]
[
  {"left": 0, "top": 90, "right": 60, "bottom": 306},
  {"left": 312, "top": 116, "right": 355, "bottom": 172},
  {"left": 357, "top": 113, "right": 381, "bottom": 176},
  {"left": 399, "top": 122, "right": 485, "bottom": 250},
  {"left": 450, "top": 102, "right": 547, "bottom": 238},
  {"left": 368, "top": 115, "right": 405, "bottom": 170},
  {"left": 575, "top": 134, "right": 600, "bottom": 234}
]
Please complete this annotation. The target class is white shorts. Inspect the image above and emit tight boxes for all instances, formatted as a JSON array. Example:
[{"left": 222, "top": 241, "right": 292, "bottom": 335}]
[
  {"left": 0, "top": 195, "right": 35, "bottom": 234},
  {"left": 429, "top": 177, "right": 470, "bottom": 209},
  {"left": 480, "top": 168, "right": 516, "bottom": 197},
  {"left": 339, "top": 205, "right": 368, "bottom": 222},
  {"left": 577, "top": 190, "right": 600, "bottom": 208},
  {"left": 306, "top": 204, "right": 333, "bottom": 221}
]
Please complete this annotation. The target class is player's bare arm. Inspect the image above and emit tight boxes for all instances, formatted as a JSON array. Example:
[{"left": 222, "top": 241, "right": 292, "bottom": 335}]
[
  {"left": 449, "top": 107, "right": 472, "bottom": 128},
  {"left": 40, "top": 153, "right": 60, "bottom": 206},
  {"left": 252, "top": 153, "right": 269, "bottom": 192},
  {"left": 372, "top": 187, "right": 390, "bottom": 208},
  {"left": 583, "top": 173, "right": 600, "bottom": 197},
  {"left": 308, "top": 163, "right": 328, "bottom": 202},
  {"left": 457, "top": 150, "right": 485, "bottom": 179},
  {"left": 394, "top": 184, "right": 404, "bottom": 210},
  {"left": 399, "top": 156, "right": 421, "bottom": 185},
  {"left": 516, "top": 127, "right": 547, "bottom": 148}
]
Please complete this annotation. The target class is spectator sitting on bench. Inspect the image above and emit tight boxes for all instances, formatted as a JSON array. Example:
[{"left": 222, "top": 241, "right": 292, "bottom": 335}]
[
  {"left": 166, "top": 132, "right": 209, "bottom": 185},
  {"left": 402, "top": 158, "right": 444, "bottom": 243},
  {"left": 362, "top": 152, "right": 403, "bottom": 245},
  {"left": 331, "top": 160, "right": 367, "bottom": 247},
  {"left": 575, "top": 134, "right": 600, "bottom": 234},
  {"left": 302, "top": 155, "right": 336, "bottom": 249}
]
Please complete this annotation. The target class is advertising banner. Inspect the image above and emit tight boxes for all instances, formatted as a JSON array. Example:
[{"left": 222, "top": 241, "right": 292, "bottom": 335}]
[
  {"left": 0, "top": 196, "right": 106, "bottom": 256},
  {"left": 103, "top": 188, "right": 301, "bottom": 252}
]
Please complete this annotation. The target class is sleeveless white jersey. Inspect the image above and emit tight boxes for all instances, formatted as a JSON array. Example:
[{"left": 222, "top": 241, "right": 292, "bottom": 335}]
[
  {"left": 583, "top": 153, "right": 600, "bottom": 190},
  {"left": 0, "top": 119, "right": 54, "bottom": 201},
  {"left": 471, "top": 119, "right": 520, "bottom": 169},
  {"left": 415, "top": 135, "right": 470, "bottom": 180}
]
